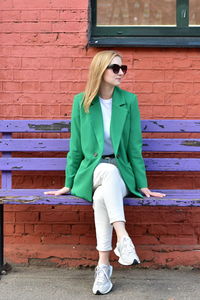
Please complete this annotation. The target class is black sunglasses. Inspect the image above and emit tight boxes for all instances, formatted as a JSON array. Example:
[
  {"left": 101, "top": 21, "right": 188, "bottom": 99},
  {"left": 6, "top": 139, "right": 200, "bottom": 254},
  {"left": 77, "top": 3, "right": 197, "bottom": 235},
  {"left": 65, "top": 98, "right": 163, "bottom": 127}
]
[{"left": 107, "top": 64, "right": 128, "bottom": 75}]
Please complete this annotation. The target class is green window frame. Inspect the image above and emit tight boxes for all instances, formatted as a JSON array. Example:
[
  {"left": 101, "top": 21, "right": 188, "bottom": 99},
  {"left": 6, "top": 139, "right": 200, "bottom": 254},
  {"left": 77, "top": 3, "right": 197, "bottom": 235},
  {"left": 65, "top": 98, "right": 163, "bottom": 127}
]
[{"left": 89, "top": 0, "right": 200, "bottom": 47}]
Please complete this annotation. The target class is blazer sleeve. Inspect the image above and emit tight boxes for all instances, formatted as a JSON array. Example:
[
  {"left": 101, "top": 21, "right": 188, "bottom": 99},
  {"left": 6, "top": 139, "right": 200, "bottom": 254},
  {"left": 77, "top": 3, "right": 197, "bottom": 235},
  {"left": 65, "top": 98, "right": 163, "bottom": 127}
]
[
  {"left": 127, "top": 94, "right": 148, "bottom": 190},
  {"left": 65, "top": 95, "right": 84, "bottom": 188}
]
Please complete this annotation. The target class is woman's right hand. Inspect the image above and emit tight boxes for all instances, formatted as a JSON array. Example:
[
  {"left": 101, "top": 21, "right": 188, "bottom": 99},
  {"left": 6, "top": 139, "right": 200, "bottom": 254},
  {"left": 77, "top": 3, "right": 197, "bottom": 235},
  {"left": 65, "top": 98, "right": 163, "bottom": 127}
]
[{"left": 44, "top": 187, "right": 71, "bottom": 196}]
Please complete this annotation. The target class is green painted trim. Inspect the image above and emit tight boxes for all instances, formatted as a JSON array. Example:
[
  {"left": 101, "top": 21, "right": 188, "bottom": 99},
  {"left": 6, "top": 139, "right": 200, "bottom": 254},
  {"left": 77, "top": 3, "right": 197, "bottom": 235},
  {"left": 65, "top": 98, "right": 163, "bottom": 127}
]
[
  {"left": 89, "top": 36, "right": 200, "bottom": 48},
  {"left": 90, "top": 0, "right": 200, "bottom": 46}
]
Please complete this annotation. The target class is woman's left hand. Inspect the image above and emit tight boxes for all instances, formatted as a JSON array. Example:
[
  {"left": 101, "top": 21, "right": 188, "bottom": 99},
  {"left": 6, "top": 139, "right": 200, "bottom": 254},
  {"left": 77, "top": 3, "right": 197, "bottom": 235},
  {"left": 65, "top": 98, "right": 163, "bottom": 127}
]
[{"left": 140, "top": 187, "right": 166, "bottom": 198}]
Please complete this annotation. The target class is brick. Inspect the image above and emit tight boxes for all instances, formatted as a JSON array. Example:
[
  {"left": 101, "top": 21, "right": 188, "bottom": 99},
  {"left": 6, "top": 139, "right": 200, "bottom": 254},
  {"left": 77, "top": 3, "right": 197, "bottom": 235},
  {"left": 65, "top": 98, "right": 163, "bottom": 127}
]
[
  {"left": 22, "top": 105, "right": 41, "bottom": 117},
  {"left": 1, "top": 10, "right": 21, "bottom": 21},
  {"left": 79, "top": 236, "right": 96, "bottom": 245},
  {"left": 52, "top": 69, "right": 80, "bottom": 81},
  {"left": 134, "top": 70, "right": 164, "bottom": 81},
  {"left": 52, "top": 225, "right": 71, "bottom": 234},
  {"left": 152, "top": 105, "right": 174, "bottom": 117},
  {"left": 0, "top": 33, "right": 21, "bottom": 45},
  {"left": 133, "top": 82, "right": 153, "bottom": 93},
  {"left": 22, "top": 81, "right": 40, "bottom": 92},
  {"left": 12, "top": 0, "right": 52, "bottom": 9},
  {"left": 34, "top": 224, "right": 52, "bottom": 234},
  {"left": 133, "top": 58, "right": 153, "bottom": 69},
  {"left": 173, "top": 82, "right": 193, "bottom": 93},
  {"left": 0, "top": 104, "right": 22, "bottom": 117},
  {"left": 40, "top": 10, "right": 60, "bottom": 21},
  {"left": 159, "top": 236, "right": 198, "bottom": 245},
  {"left": 187, "top": 105, "right": 200, "bottom": 117},
  {"left": 15, "top": 212, "right": 39, "bottom": 222},
  {"left": 71, "top": 224, "right": 91, "bottom": 235},
  {"left": 1, "top": 0, "right": 13, "bottom": 8},
  {"left": 20, "top": 10, "right": 40, "bottom": 21},
  {"left": 138, "top": 94, "right": 165, "bottom": 105},
  {"left": 59, "top": 9, "right": 87, "bottom": 22},
  {"left": 165, "top": 93, "right": 186, "bottom": 105},
  {"left": 13, "top": 70, "right": 51, "bottom": 81},
  {"left": 41, "top": 105, "right": 60, "bottom": 117},
  {"left": 133, "top": 235, "right": 160, "bottom": 245},
  {"left": 0, "top": 57, "right": 21, "bottom": 68},
  {"left": 15, "top": 224, "right": 25, "bottom": 234},
  {"left": 4, "top": 224, "right": 15, "bottom": 235},
  {"left": 56, "top": 33, "right": 86, "bottom": 46},
  {"left": 40, "top": 211, "right": 79, "bottom": 223},
  {"left": 51, "top": 0, "right": 88, "bottom": 9},
  {"left": 173, "top": 105, "right": 187, "bottom": 117},
  {"left": 153, "top": 82, "right": 172, "bottom": 93},
  {"left": 3, "top": 81, "right": 21, "bottom": 91},
  {"left": 5, "top": 235, "right": 41, "bottom": 244},
  {"left": 25, "top": 224, "right": 34, "bottom": 234},
  {"left": 41, "top": 235, "right": 79, "bottom": 245},
  {"left": 40, "top": 81, "right": 60, "bottom": 92},
  {"left": 52, "top": 21, "right": 86, "bottom": 33},
  {"left": 0, "top": 69, "right": 13, "bottom": 80},
  {"left": 172, "top": 58, "right": 192, "bottom": 68}
]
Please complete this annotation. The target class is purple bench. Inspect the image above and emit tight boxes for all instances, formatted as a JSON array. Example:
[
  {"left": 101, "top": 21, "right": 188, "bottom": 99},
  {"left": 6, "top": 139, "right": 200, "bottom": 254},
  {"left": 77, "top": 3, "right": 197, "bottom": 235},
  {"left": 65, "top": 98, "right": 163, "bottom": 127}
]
[{"left": 1, "top": 119, "right": 200, "bottom": 275}]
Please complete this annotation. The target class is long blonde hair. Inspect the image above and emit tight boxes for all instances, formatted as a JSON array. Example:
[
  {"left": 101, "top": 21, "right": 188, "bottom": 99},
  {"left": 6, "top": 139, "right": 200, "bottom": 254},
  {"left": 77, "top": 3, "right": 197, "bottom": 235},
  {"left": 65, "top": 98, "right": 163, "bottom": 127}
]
[{"left": 83, "top": 50, "right": 122, "bottom": 112}]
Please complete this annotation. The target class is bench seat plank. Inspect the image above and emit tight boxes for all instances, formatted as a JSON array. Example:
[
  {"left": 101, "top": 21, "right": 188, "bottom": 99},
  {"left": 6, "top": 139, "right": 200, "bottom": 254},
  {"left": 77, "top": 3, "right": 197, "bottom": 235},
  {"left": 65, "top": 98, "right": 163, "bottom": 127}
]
[{"left": 0, "top": 189, "right": 200, "bottom": 206}]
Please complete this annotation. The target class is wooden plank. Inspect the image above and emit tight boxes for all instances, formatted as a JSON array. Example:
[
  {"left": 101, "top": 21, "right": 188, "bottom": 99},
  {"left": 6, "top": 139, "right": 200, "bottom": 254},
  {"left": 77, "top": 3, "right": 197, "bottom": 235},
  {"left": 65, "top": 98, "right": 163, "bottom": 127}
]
[
  {"left": 1, "top": 138, "right": 200, "bottom": 152},
  {"left": 0, "top": 120, "right": 71, "bottom": 133},
  {"left": 0, "top": 158, "right": 66, "bottom": 171},
  {"left": 0, "top": 139, "right": 70, "bottom": 152},
  {"left": 142, "top": 120, "right": 200, "bottom": 132},
  {"left": 143, "top": 139, "right": 200, "bottom": 152},
  {"left": 1, "top": 119, "right": 200, "bottom": 133},
  {"left": 0, "top": 157, "right": 200, "bottom": 171},
  {"left": 1, "top": 189, "right": 200, "bottom": 206},
  {"left": 144, "top": 158, "right": 200, "bottom": 171}
]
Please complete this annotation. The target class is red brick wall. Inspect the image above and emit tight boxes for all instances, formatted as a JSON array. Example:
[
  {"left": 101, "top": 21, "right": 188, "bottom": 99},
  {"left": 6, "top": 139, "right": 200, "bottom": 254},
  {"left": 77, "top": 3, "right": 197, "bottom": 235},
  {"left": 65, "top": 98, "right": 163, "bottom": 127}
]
[{"left": 1, "top": 0, "right": 200, "bottom": 267}]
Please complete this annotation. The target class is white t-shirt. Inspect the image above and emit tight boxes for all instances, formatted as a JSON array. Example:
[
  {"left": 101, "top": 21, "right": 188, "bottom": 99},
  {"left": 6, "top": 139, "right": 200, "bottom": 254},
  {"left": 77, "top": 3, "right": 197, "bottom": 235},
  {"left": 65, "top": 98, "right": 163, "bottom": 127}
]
[{"left": 99, "top": 97, "right": 114, "bottom": 155}]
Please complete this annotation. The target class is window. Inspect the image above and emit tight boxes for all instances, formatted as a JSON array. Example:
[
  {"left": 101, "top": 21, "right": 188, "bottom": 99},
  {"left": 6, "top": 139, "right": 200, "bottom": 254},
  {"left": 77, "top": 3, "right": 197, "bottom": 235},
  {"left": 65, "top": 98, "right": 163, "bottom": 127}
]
[{"left": 89, "top": 0, "right": 200, "bottom": 47}]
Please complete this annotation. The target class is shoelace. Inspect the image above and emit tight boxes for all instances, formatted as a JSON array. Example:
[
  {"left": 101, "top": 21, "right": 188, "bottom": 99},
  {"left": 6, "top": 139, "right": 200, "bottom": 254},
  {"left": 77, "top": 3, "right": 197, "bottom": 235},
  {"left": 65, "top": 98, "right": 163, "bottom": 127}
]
[{"left": 95, "top": 267, "right": 109, "bottom": 284}]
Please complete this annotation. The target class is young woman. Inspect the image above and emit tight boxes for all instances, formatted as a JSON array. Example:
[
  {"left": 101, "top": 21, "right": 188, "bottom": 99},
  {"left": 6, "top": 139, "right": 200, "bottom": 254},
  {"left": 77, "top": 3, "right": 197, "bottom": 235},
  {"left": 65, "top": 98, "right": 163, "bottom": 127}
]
[{"left": 45, "top": 50, "right": 165, "bottom": 295}]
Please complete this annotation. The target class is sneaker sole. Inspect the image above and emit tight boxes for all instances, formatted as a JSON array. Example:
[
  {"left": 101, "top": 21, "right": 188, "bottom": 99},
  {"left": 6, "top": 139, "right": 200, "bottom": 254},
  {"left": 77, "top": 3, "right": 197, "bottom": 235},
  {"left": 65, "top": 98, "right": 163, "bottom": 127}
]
[
  {"left": 93, "top": 283, "right": 113, "bottom": 295},
  {"left": 114, "top": 248, "right": 140, "bottom": 266}
]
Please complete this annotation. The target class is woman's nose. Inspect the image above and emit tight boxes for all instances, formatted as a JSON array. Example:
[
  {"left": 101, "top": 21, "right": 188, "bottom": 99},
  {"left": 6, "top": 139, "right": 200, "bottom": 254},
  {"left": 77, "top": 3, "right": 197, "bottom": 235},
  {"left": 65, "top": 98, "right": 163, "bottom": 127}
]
[{"left": 119, "top": 68, "right": 124, "bottom": 75}]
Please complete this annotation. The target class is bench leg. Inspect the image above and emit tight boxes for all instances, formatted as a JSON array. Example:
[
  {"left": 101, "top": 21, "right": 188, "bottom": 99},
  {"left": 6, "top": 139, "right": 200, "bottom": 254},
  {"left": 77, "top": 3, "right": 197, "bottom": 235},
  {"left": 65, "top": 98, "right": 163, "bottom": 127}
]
[{"left": 0, "top": 204, "right": 12, "bottom": 278}]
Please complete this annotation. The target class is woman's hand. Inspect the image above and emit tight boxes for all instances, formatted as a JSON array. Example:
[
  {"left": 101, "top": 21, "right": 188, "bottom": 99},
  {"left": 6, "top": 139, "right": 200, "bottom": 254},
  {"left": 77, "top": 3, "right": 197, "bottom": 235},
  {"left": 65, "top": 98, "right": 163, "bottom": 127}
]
[
  {"left": 44, "top": 187, "right": 71, "bottom": 196},
  {"left": 140, "top": 187, "right": 166, "bottom": 198}
]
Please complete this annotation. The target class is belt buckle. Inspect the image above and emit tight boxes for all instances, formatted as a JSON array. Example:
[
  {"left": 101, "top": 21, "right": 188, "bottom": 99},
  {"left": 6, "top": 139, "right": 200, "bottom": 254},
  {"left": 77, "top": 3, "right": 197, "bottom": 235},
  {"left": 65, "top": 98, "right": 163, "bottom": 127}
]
[{"left": 104, "top": 156, "right": 110, "bottom": 160}]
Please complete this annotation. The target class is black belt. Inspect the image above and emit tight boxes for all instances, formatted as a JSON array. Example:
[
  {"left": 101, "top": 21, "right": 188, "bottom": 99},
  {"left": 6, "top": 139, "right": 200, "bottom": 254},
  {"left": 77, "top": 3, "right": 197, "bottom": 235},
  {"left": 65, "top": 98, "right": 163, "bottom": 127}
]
[{"left": 102, "top": 153, "right": 115, "bottom": 159}]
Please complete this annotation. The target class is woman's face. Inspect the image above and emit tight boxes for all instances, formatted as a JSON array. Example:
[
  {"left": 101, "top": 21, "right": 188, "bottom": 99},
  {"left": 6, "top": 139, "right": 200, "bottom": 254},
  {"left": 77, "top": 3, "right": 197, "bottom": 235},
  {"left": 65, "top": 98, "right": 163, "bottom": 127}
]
[{"left": 102, "top": 56, "right": 125, "bottom": 87}]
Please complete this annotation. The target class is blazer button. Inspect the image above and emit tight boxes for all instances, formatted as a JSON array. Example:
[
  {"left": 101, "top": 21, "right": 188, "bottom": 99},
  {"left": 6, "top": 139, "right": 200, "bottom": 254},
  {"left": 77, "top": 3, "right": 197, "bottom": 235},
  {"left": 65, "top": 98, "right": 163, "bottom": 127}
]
[{"left": 93, "top": 152, "right": 98, "bottom": 157}]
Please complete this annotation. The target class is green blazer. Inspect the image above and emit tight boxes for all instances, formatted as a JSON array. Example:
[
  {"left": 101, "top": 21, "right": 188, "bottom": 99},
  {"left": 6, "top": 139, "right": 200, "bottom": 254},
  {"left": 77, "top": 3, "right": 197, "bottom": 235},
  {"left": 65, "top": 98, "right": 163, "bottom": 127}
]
[{"left": 65, "top": 86, "right": 148, "bottom": 202}]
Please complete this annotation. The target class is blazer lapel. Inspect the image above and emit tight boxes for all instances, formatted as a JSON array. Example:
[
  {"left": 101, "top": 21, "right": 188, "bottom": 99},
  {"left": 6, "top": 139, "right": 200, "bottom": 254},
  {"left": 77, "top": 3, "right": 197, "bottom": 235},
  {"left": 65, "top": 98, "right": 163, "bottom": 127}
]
[
  {"left": 89, "top": 95, "right": 104, "bottom": 150},
  {"left": 110, "top": 87, "right": 128, "bottom": 154}
]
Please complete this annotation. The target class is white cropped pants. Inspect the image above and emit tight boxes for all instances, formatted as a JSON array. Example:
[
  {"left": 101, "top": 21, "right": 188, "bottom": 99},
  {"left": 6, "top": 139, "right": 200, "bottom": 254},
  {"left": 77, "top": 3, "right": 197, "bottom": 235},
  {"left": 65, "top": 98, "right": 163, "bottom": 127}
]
[{"left": 92, "top": 160, "right": 128, "bottom": 252}]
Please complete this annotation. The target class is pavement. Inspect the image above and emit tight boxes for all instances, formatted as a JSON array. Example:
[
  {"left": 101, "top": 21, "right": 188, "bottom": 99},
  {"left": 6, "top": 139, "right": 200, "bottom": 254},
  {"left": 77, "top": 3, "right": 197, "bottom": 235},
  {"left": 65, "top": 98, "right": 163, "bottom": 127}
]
[{"left": 1, "top": 265, "right": 200, "bottom": 300}]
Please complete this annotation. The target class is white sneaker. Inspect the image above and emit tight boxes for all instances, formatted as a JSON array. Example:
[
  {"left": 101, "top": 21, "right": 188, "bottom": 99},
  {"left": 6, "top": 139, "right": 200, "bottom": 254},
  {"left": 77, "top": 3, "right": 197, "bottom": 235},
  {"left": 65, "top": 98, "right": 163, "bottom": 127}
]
[
  {"left": 92, "top": 264, "right": 113, "bottom": 295},
  {"left": 114, "top": 236, "right": 140, "bottom": 266}
]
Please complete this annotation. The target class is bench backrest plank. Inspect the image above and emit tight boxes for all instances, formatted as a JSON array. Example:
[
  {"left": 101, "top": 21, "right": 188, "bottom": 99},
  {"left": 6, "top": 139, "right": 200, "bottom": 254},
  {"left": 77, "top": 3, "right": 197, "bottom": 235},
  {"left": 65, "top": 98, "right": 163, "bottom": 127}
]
[{"left": 0, "top": 138, "right": 200, "bottom": 152}]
